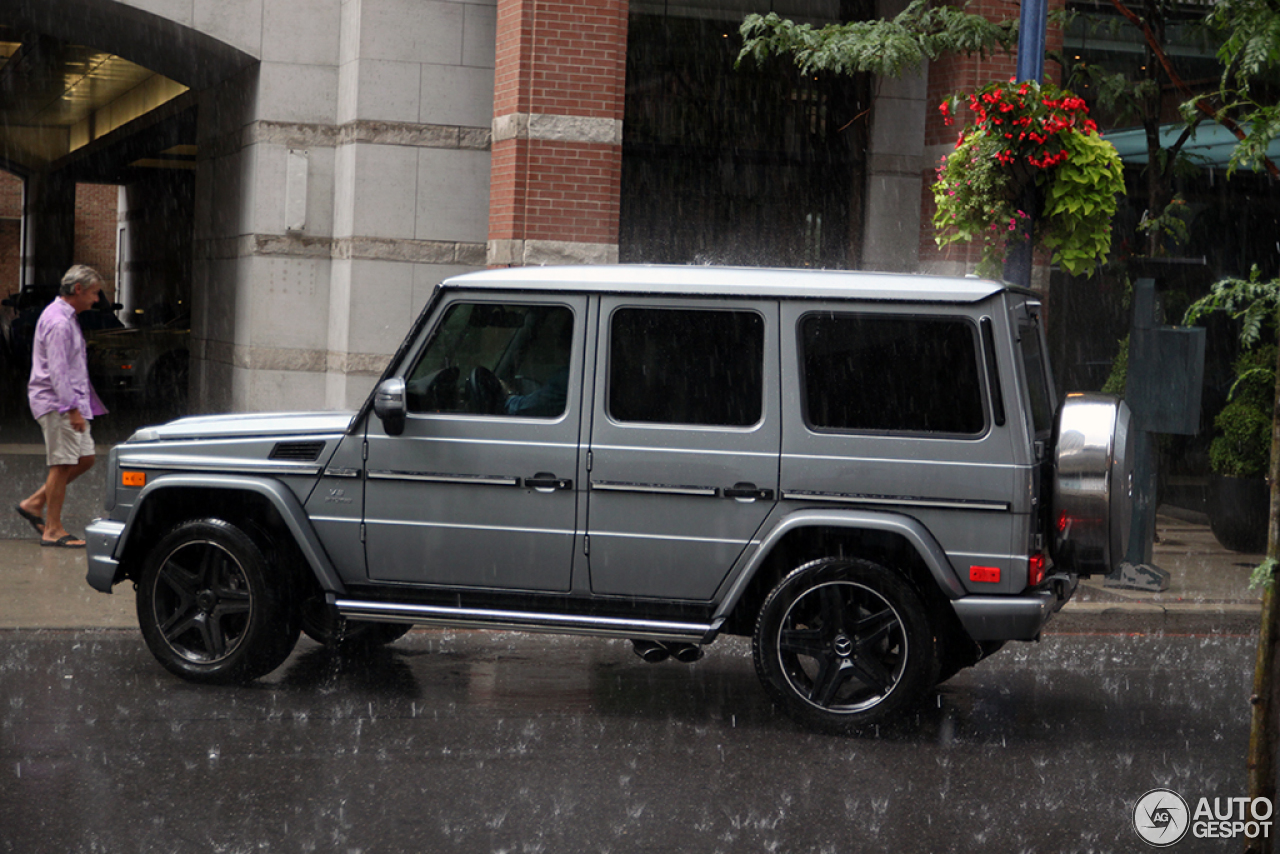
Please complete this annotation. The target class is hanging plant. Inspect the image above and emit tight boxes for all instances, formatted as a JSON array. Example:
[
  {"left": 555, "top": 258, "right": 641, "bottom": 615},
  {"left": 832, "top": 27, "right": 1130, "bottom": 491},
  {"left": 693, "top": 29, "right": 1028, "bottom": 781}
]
[{"left": 932, "top": 79, "right": 1125, "bottom": 278}]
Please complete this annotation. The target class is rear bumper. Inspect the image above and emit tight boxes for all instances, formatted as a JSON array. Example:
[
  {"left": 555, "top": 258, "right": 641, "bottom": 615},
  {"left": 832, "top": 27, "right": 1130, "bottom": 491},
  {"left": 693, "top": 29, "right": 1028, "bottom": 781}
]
[
  {"left": 85, "top": 518, "right": 126, "bottom": 593},
  {"left": 950, "top": 576, "right": 1077, "bottom": 641}
]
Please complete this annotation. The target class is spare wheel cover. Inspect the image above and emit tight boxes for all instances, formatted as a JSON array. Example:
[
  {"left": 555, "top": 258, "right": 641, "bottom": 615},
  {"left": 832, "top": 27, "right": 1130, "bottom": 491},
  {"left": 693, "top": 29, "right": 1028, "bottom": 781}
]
[{"left": 1051, "top": 393, "right": 1135, "bottom": 576}]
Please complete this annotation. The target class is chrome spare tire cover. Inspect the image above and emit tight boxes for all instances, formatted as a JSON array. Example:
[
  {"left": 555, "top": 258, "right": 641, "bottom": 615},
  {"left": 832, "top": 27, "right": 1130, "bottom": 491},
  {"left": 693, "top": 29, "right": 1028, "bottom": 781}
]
[{"left": 1050, "top": 394, "right": 1135, "bottom": 576}]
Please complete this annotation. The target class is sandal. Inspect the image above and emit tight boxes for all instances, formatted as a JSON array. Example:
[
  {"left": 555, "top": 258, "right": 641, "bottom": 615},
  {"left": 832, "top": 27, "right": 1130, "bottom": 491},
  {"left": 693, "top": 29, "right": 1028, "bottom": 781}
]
[
  {"left": 15, "top": 505, "right": 45, "bottom": 535},
  {"left": 41, "top": 534, "right": 86, "bottom": 549}
]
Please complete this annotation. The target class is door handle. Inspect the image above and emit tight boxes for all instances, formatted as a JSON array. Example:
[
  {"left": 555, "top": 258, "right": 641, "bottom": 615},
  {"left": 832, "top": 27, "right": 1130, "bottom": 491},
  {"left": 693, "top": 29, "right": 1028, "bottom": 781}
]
[
  {"left": 524, "top": 473, "right": 573, "bottom": 492},
  {"left": 723, "top": 482, "right": 774, "bottom": 502}
]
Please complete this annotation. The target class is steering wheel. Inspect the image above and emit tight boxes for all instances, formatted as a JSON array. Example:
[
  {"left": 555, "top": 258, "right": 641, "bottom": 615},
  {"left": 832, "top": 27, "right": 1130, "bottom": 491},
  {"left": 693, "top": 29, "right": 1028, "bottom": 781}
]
[
  {"left": 406, "top": 366, "right": 459, "bottom": 411},
  {"left": 467, "top": 366, "right": 506, "bottom": 414}
]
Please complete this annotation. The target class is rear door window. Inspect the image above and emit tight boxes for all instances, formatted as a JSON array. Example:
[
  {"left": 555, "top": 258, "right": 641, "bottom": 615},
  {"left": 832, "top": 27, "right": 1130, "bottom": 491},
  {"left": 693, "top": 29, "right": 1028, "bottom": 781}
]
[
  {"left": 800, "top": 312, "right": 986, "bottom": 436},
  {"left": 608, "top": 307, "right": 764, "bottom": 427}
]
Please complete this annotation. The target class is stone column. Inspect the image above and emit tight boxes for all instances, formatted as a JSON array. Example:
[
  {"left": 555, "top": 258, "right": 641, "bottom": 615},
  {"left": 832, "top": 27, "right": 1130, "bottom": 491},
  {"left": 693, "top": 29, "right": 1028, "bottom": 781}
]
[
  {"left": 325, "top": 0, "right": 496, "bottom": 407},
  {"left": 488, "top": 0, "right": 628, "bottom": 266},
  {"left": 190, "top": 0, "right": 498, "bottom": 413},
  {"left": 23, "top": 171, "right": 75, "bottom": 288}
]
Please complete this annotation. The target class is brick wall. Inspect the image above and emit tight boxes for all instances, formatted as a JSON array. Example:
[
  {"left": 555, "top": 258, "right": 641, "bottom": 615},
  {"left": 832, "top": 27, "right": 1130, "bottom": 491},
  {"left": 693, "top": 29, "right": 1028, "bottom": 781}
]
[
  {"left": 0, "top": 172, "right": 20, "bottom": 293},
  {"left": 0, "top": 174, "right": 117, "bottom": 296},
  {"left": 493, "top": 0, "right": 627, "bottom": 119},
  {"left": 489, "top": 0, "right": 629, "bottom": 263},
  {"left": 73, "top": 183, "right": 118, "bottom": 298}
]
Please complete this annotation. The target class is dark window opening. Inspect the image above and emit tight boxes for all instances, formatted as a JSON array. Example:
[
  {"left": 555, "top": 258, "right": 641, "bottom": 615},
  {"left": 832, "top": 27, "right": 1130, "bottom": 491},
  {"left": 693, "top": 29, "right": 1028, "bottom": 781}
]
[
  {"left": 620, "top": 10, "right": 871, "bottom": 268},
  {"left": 1018, "top": 309, "right": 1055, "bottom": 435}
]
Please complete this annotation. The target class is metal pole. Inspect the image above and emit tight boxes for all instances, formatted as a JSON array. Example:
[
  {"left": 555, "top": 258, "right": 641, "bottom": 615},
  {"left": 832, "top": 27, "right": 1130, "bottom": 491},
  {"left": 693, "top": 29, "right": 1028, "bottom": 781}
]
[
  {"left": 1015, "top": 0, "right": 1049, "bottom": 83},
  {"left": 1003, "top": 0, "right": 1050, "bottom": 288}
]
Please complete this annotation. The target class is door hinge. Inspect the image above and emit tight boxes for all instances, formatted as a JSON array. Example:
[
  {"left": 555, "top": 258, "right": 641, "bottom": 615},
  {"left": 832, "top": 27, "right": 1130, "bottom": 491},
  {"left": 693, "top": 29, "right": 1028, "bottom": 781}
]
[
  {"left": 586, "top": 450, "right": 593, "bottom": 472},
  {"left": 360, "top": 523, "right": 366, "bottom": 543},
  {"left": 362, "top": 440, "right": 369, "bottom": 461},
  {"left": 583, "top": 534, "right": 589, "bottom": 556}
]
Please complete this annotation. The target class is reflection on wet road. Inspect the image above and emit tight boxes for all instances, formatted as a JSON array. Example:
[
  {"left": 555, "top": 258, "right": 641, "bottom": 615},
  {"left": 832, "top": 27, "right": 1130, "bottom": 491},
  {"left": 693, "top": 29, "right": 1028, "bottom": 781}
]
[{"left": 0, "top": 629, "right": 1254, "bottom": 852}]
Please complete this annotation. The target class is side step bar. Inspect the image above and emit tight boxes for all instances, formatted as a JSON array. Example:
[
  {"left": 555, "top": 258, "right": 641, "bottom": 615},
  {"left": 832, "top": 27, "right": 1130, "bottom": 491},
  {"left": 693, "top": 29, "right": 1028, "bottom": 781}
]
[{"left": 334, "top": 598, "right": 717, "bottom": 643}]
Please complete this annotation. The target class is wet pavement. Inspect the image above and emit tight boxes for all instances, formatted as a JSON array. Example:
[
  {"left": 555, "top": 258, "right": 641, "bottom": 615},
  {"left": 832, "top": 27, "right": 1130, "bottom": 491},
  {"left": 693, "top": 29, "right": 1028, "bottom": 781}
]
[
  {"left": 0, "top": 627, "right": 1258, "bottom": 853},
  {"left": 0, "top": 512, "right": 1269, "bottom": 853}
]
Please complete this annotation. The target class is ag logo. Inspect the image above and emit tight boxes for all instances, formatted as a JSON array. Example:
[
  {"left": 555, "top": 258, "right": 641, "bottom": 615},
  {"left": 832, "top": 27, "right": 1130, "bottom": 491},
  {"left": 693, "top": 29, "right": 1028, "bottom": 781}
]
[{"left": 1133, "top": 788, "right": 1190, "bottom": 847}]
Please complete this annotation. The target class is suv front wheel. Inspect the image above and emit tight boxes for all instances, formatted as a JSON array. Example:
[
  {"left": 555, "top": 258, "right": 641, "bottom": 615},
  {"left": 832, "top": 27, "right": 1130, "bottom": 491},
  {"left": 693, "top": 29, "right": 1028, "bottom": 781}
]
[
  {"left": 753, "top": 557, "right": 937, "bottom": 732},
  {"left": 136, "top": 518, "right": 300, "bottom": 684}
]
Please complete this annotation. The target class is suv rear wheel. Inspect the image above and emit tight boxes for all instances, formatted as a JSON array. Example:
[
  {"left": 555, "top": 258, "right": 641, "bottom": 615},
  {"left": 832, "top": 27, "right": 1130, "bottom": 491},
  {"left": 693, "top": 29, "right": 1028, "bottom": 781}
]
[
  {"left": 753, "top": 557, "right": 936, "bottom": 732},
  {"left": 136, "top": 519, "right": 300, "bottom": 683}
]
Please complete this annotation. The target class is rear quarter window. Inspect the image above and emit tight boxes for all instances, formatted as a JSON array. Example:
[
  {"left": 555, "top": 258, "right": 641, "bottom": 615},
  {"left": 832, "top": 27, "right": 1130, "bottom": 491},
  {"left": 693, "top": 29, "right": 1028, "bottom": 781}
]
[{"left": 800, "top": 312, "right": 987, "bottom": 436}]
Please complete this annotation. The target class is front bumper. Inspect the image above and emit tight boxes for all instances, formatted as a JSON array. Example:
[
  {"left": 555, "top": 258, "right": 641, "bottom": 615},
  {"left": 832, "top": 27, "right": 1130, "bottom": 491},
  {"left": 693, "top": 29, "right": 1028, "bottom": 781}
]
[
  {"left": 950, "top": 575, "right": 1077, "bottom": 641},
  {"left": 85, "top": 518, "right": 126, "bottom": 593}
]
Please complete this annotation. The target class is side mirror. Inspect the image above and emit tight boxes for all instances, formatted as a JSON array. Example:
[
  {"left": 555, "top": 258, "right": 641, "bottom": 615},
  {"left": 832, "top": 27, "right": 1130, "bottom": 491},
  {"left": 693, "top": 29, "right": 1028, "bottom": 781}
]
[{"left": 373, "top": 377, "right": 407, "bottom": 436}]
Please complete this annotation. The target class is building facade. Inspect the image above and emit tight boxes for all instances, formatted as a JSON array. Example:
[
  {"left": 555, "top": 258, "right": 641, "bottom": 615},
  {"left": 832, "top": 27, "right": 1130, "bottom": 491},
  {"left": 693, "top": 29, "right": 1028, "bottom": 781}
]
[{"left": 0, "top": 0, "right": 1054, "bottom": 414}]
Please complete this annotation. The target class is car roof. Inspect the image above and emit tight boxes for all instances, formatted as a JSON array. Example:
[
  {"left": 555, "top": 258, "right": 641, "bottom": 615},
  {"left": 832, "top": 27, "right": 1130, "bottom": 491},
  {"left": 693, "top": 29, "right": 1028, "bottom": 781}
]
[{"left": 440, "top": 265, "right": 1015, "bottom": 303}]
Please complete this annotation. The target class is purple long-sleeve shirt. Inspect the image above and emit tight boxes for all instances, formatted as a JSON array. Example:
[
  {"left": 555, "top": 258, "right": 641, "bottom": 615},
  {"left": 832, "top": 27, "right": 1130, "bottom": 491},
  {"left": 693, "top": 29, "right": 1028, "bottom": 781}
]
[{"left": 28, "top": 297, "right": 107, "bottom": 421}]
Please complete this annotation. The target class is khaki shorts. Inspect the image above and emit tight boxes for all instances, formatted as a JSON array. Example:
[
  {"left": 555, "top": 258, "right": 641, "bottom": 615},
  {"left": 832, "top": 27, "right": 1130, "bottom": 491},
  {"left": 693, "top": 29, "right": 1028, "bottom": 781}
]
[{"left": 37, "top": 411, "right": 95, "bottom": 466}]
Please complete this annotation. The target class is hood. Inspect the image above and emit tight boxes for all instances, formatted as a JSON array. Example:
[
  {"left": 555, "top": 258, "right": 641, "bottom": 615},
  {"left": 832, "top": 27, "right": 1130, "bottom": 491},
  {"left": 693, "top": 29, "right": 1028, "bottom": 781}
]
[{"left": 129, "top": 410, "right": 356, "bottom": 443}]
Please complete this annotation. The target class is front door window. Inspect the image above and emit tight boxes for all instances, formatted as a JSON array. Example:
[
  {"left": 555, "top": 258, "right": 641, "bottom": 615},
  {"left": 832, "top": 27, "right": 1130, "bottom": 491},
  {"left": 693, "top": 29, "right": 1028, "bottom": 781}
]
[{"left": 406, "top": 302, "right": 575, "bottom": 418}]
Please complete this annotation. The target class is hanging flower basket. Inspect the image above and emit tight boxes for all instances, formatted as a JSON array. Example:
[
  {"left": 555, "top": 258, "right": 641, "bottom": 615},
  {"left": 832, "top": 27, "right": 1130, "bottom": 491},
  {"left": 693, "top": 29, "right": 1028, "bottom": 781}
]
[{"left": 932, "top": 80, "right": 1125, "bottom": 278}]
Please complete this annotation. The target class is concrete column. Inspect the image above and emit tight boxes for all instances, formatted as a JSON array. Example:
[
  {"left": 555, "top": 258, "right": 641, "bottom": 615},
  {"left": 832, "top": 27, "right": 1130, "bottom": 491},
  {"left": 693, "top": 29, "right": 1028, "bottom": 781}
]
[
  {"left": 488, "top": 0, "right": 628, "bottom": 266},
  {"left": 23, "top": 171, "right": 75, "bottom": 287},
  {"left": 189, "top": 0, "right": 498, "bottom": 414},
  {"left": 324, "top": 0, "right": 496, "bottom": 408},
  {"left": 120, "top": 172, "right": 194, "bottom": 327}
]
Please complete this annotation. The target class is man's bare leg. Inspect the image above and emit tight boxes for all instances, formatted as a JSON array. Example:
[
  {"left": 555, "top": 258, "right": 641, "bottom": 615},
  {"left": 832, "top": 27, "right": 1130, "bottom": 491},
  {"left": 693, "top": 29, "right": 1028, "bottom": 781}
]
[{"left": 30, "top": 454, "right": 95, "bottom": 544}]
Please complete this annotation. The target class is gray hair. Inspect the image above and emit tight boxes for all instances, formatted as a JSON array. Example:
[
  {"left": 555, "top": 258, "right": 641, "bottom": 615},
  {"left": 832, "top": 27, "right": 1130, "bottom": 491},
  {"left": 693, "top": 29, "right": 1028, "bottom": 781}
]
[{"left": 60, "top": 265, "right": 102, "bottom": 296}]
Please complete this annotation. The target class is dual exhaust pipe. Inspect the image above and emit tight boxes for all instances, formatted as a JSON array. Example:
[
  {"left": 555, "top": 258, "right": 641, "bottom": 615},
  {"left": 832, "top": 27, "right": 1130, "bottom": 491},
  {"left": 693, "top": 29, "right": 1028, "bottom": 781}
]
[{"left": 631, "top": 639, "right": 704, "bottom": 664}]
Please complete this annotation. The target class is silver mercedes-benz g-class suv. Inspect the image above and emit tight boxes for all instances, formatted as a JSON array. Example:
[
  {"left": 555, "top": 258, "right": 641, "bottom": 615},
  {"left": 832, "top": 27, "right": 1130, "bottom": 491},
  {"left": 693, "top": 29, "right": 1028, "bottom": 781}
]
[{"left": 86, "top": 265, "right": 1132, "bottom": 732}]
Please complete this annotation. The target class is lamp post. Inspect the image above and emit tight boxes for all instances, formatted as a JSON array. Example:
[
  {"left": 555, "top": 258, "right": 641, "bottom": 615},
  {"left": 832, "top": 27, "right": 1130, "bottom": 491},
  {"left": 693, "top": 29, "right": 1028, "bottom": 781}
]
[{"left": 1003, "top": 0, "right": 1049, "bottom": 288}]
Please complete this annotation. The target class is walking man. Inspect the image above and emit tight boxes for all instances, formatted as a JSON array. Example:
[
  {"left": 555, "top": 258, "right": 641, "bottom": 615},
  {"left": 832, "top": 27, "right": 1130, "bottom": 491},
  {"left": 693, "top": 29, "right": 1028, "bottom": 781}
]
[{"left": 15, "top": 265, "right": 108, "bottom": 548}]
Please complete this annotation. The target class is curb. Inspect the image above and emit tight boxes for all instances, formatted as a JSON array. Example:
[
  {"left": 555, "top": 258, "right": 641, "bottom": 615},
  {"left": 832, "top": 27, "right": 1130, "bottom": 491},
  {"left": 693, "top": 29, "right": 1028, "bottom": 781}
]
[{"left": 1051, "top": 601, "right": 1261, "bottom": 635}]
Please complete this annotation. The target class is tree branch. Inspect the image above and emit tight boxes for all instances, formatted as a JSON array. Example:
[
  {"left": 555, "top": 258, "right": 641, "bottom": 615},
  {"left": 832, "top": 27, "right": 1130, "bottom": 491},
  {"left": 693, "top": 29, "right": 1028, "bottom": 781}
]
[{"left": 1108, "top": 0, "right": 1280, "bottom": 178}]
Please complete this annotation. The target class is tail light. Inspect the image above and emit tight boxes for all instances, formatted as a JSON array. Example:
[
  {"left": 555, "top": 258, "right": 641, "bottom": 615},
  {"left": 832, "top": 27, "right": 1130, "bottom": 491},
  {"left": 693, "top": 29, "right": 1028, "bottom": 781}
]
[{"left": 1028, "top": 552, "right": 1046, "bottom": 587}]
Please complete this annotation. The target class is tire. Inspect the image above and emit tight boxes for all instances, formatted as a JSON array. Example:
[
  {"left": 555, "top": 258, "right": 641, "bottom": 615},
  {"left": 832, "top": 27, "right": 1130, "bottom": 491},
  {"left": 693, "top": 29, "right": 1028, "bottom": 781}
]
[
  {"left": 136, "top": 518, "right": 300, "bottom": 684},
  {"left": 299, "top": 595, "right": 412, "bottom": 650},
  {"left": 935, "top": 639, "right": 1005, "bottom": 687},
  {"left": 753, "top": 557, "right": 937, "bottom": 733}
]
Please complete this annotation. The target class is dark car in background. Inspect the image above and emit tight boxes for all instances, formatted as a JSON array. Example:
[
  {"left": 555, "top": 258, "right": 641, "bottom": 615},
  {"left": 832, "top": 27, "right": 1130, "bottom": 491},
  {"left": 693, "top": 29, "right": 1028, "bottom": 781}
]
[
  {"left": 86, "top": 314, "right": 190, "bottom": 409},
  {"left": 0, "top": 284, "right": 61, "bottom": 370}
]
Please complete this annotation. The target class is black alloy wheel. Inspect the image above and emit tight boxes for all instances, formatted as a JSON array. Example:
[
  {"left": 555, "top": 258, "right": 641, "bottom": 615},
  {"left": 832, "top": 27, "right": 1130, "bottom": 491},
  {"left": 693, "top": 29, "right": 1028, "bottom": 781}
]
[
  {"left": 753, "top": 557, "right": 936, "bottom": 732},
  {"left": 136, "top": 518, "right": 300, "bottom": 684}
]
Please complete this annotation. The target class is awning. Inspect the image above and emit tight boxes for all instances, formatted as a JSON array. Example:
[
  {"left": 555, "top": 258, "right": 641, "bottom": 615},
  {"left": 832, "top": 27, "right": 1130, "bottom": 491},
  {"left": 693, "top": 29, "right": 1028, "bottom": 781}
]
[{"left": 1103, "top": 122, "right": 1280, "bottom": 170}]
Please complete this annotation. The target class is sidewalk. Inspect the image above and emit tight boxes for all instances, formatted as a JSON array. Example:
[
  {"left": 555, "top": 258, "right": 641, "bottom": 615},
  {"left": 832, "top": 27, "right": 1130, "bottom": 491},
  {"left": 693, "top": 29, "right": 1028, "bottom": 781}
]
[{"left": 1060, "top": 512, "right": 1264, "bottom": 635}]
